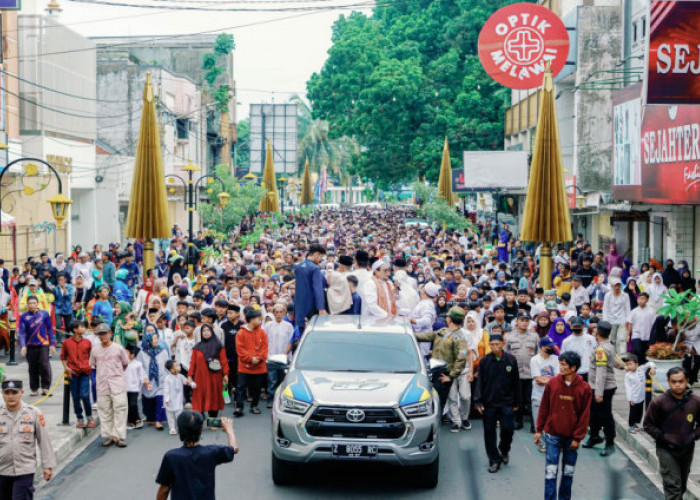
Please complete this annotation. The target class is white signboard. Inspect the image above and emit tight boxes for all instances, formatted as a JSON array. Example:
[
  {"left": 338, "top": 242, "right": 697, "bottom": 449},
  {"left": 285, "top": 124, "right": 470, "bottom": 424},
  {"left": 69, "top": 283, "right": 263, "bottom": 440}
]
[
  {"left": 249, "top": 103, "right": 298, "bottom": 174},
  {"left": 462, "top": 151, "right": 528, "bottom": 190}
]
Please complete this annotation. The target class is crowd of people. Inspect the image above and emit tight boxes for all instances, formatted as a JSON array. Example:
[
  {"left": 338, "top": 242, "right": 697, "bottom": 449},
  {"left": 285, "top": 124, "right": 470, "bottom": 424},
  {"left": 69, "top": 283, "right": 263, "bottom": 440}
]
[{"left": 2, "top": 206, "right": 700, "bottom": 499}]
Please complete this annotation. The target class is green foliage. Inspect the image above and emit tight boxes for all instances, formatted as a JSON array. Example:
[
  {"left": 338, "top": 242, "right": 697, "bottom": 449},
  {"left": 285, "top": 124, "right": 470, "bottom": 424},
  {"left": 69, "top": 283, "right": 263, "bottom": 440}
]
[
  {"left": 214, "top": 85, "right": 231, "bottom": 112},
  {"left": 0, "top": 364, "right": 4, "bottom": 383},
  {"left": 307, "top": 1, "right": 510, "bottom": 187},
  {"left": 214, "top": 33, "right": 235, "bottom": 56},
  {"left": 413, "top": 182, "right": 472, "bottom": 230},
  {"left": 657, "top": 290, "right": 700, "bottom": 352},
  {"left": 235, "top": 119, "right": 250, "bottom": 171},
  {"left": 198, "top": 164, "right": 265, "bottom": 234}
]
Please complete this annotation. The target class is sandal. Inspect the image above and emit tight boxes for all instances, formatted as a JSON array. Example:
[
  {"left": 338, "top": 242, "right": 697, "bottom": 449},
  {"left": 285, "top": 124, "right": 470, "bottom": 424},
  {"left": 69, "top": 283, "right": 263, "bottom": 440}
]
[
  {"left": 102, "top": 438, "right": 115, "bottom": 447},
  {"left": 115, "top": 439, "right": 127, "bottom": 448},
  {"left": 76, "top": 420, "right": 86, "bottom": 429},
  {"left": 251, "top": 408, "right": 261, "bottom": 415},
  {"left": 87, "top": 418, "right": 96, "bottom": 429},
  {"left": 155, "top": 423, "right": 164, "bottom": 431}
]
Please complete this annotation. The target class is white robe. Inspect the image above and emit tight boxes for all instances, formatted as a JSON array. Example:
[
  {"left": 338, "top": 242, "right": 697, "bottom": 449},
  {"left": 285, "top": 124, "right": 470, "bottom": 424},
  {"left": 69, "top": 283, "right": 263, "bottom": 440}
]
[
  {"left": 410, "top": 299, "right": 436, "bottom": 357},
  {"left": 361, "top": 278, "right": 395, "bottom": 319}
]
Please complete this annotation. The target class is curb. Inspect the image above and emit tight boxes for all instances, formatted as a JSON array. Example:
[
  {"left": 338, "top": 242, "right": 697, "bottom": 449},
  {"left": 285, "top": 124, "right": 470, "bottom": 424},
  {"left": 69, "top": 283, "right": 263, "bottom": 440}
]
[
  {"left": 613, "top": 411, "right": 700, "bottom": 500},
  {"left": 34, "top": 423, "right": 100, "bottom": 490}
]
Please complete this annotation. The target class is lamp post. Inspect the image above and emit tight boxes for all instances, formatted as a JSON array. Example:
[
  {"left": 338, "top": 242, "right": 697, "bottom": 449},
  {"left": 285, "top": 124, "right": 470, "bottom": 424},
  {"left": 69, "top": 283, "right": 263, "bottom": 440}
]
[
  {"left": 0, "top": 158, "right": 73, "bottom": 231},
  {"left": 278, "top": 176, "right": 287, "bottom": 212},
  {"left": 166, "top": 161, "right": 229, "bottom": 278}
]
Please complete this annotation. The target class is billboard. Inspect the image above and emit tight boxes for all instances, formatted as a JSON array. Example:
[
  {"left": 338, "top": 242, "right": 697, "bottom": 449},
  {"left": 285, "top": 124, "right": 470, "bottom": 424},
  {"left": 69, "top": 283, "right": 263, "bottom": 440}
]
[
  {"left": 462, "top": 151, "right": 529, "bottom": 191},
  {"left": 612, "top": 84, "right": 643, "bottom": 201},
  {"left": 640, "top": 104, "right": 700, "bottom": 203},
  {"left": 249, "top": 103, "right": 298, "bottom": 174},
  {"left": 647, "top": 0, "right": 700, "bottom": 105},
  {"left": 452, "top": 168, "right": 469, "bottom": 193},
  {"left": 478, "top": 3, "right": 569, "bottom": 89}
]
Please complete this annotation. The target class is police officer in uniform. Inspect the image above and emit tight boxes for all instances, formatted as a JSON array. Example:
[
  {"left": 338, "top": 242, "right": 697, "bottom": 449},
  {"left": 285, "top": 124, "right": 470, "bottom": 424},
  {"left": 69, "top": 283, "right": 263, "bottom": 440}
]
[
  {"left": 0, "top": 380, "right": 56, "bottom": 499},
  {"left": 582, "top": 321, "right": 624, "bottom": 456},
  {"left": 413, "top": 307, "right": 468, "bottom": 413}
]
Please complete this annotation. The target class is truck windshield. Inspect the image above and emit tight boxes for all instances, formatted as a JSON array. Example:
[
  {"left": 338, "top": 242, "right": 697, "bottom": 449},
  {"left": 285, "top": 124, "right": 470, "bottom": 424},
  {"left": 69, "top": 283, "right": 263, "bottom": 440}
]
[{"left": 295, "top": 331, "right": 421, "bottom": 373}]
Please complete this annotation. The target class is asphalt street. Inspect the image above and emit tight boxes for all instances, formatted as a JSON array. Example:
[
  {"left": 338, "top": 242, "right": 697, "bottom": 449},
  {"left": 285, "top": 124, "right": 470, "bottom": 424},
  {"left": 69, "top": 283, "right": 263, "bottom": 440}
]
[{"left": 37, "top": 405, "right": 658, "bottom": 500}]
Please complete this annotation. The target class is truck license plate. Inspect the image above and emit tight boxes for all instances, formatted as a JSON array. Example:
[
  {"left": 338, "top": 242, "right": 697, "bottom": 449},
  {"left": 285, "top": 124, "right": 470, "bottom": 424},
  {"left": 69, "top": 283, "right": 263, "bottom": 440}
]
[{"left": 332, "top": 443, "right": 378, "bottom": 459}]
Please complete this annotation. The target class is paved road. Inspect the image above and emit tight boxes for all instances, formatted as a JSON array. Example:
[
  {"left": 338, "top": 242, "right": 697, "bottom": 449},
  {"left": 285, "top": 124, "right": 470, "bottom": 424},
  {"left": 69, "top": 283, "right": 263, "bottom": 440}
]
[{"left": 38, "top": 406, "right": 658, "bottom": 500}]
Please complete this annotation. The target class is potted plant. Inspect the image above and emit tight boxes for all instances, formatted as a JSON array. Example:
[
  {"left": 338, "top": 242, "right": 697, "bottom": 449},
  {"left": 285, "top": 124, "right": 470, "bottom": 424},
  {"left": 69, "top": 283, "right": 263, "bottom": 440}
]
[{"left": 650, "top": 290, "right": 700, "bottom": 390}]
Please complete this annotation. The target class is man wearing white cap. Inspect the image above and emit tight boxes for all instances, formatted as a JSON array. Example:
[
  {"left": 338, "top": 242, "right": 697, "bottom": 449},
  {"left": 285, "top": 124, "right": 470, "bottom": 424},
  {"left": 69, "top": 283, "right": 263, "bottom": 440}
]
[
  {"left": 602, "top": 277, "right": 631, "bottom": 354},
  {"left": 361, "top": 259, "right": 397, "bottom": 319},
  {"left": 410, "top": 282, "right": 439, "bottom": 357}
]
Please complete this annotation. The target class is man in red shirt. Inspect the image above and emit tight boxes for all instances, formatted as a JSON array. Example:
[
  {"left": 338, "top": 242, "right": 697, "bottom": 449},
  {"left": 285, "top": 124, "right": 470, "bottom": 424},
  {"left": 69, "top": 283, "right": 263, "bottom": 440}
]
[
  {"left": 60, "top": 320, "right": 95, "bottom": 429},
  {"left": 534, "top": 351, "right": 592, "bottom": 500},
  {"left": 234, "top": 307, "right": 268, "bottom": 417}
]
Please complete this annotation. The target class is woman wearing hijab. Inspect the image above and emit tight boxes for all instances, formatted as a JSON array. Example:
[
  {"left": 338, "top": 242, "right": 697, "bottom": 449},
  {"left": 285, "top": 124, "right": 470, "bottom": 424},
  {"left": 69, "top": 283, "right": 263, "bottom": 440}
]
[
  {"left": 547, "top": 317, "right": 571, "bottom": 351},
  {"left": 680, "top": 268, "right": 696, "bottom": 293},
  {"left": 326, "top": 270, "right": 353, "bottom": 314},
  {"left": 624, "top": 277, "right": 640, "bottom": 310},
  {"left": 111, "top": 301, "right": 142, "bottom": 347},
  {"left": 605, "top": 244, "right": 623, "bottom": 274},
  {"left": 647, "top": 272, "right": 668, "bottom": 312},
  {"left": 133, "top": 276, "right": 155, "bottom": 318},
  {"left": 188, "top": 323, "right": 229, "bottom": 421},
  {"left": 621, "top": 259, "right": 633, "bottom": 284},
  {"left": 167, "top": 256, "right": 187, "bottom": 288},
  {"left": 138, "top": 327, "right": 169, "bottom": 430},
  {"left": 662, "top": 259, "right": 681, "bottom": 288},
  {"left": 533, "top": 311, "right": 552, "bottom": 339}
]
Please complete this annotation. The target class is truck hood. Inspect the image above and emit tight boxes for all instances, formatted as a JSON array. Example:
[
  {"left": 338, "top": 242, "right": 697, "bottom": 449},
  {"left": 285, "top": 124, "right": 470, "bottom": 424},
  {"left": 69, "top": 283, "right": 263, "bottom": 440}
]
[{"left": 301, "top": 370, "right": 417, "bottom": 407}]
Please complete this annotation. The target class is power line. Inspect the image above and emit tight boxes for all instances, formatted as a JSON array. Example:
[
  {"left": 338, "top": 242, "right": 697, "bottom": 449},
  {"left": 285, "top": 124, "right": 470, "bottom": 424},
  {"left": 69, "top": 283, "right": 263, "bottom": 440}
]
[
  {"left": 68, "top": 0, "right": 380, "bottom": 12},
  {"left": 4, "top": 3, "right": 378, "bottom": 61}
]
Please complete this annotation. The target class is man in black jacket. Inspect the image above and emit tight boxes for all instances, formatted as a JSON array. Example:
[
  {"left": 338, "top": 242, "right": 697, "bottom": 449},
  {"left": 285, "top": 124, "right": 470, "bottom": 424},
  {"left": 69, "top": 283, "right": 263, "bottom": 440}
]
[
  {"left": 644, "top": 367, "right": 700, "bottom": 500},
  {"left": 474, "top": 334, "right": 521, "bottom": 473}
]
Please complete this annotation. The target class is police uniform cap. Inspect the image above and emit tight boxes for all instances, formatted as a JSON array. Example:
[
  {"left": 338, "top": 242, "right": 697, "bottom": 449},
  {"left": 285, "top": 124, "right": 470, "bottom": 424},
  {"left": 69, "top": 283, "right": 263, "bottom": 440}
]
[
  {"left": 2, "top": 380, "right": 23, "bottom": 392},
  {"left": 516, "top": 311, "right": 530, "bottom": 320},
  {"left": 95, "top": 323, "right": 111, "bottom": 335},
  {"left": 447, "top": 307, "right": 466, "bottom": 323}
]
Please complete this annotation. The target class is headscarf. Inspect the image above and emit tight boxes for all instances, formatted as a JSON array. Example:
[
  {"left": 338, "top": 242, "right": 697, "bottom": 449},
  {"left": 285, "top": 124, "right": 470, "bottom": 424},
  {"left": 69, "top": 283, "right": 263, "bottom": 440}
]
[
  {"left": 662, "top": 261, "right": 681, "bottom": 288},
  {"left": 142, "top": 277, "right": 154, "bottom": 306},
  {"left": 621, "top": 259, "right": 632, "bottom": 283},
  {"left": 680, "top": 269, "right": 696, "bottom": 293},
  {"left": 54, "top": 254, "right": 66, "bottom": 272},
  {"left": 326, "top": 271, "right": 353, "bottom": 314},
  {"left": 547, "top": 317, "right": 571, "bottom": 350},
  {"left": 534, "top": 311, "right": 551, "bottom": 339},
  {"left": 194, "top": 323, "right": 223, "bottom": 363},
  {"left": 649, "top": 272, "right": 667, "bottom": 304},
  {"left": 142, "top": 329, "right": 164, "bottom": 385},
  {"left": 463, "top": 310, "right": 482, "bottom": 344}
]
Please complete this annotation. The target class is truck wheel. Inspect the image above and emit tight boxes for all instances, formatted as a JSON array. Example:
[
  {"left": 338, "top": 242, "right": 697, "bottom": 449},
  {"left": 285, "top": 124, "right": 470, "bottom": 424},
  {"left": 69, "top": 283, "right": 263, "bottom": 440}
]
[
  {"left": 272, "top": 453, "right": 297, "bottom": 486},
  {"left": 412, "top": 455, "right": 439, "bottom": 488}
]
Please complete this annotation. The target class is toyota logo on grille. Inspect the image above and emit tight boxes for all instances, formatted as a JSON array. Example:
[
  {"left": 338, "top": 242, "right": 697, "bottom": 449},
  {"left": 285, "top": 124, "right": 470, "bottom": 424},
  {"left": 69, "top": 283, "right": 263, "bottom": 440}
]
[{"left": 346, "top": 408, "right": 365, "bottom": 422}]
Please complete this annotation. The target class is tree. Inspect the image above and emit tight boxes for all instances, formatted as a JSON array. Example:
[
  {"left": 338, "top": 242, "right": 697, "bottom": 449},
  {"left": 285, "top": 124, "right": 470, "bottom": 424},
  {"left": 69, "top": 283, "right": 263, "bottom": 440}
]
[
  {"left": 198, "top": 164, "right": 265, "bottom": 234},
  {"left": 307, "top": 1, "right": 510, "bottom": 187},
  {"left": 413, "top": 181, "right": 473, "bottom": 231},
  {"left": 203, "top": 33, "right": 235, "bottom": 165}
]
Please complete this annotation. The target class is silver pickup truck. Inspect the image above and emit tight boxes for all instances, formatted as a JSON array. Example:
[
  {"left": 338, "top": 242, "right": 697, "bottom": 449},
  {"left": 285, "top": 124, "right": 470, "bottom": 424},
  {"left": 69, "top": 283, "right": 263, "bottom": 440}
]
[{"left": 270, "top": 315, "right": 441, "bottom": 488}]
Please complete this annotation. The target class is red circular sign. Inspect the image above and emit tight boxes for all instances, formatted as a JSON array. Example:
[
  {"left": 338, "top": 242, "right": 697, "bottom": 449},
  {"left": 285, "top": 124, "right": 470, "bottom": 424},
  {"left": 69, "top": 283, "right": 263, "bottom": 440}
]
[{"left": 478, "top": 3, "right": 569, "bottom": 90}]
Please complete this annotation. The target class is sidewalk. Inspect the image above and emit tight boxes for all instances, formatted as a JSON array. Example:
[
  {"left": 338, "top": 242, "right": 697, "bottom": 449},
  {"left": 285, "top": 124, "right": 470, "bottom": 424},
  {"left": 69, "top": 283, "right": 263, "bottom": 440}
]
[
  {"left": 611, "top": 370, "right": 700, "bottom": 499},
  {"left": 0, "top": 349, "right": 99, "bottom": 484}
]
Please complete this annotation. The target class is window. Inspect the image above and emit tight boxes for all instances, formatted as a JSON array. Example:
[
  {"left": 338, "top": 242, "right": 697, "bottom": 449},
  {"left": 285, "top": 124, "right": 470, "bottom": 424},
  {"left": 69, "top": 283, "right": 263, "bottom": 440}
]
[
  {"left": 641, "top": 16, "right": 646, "bottom": 39},
  {"left": 176, "top": 118, "right": 189, "bottom": 141},
  {"left": 632, "top": 22, "right": 638, "bottom": 44}
]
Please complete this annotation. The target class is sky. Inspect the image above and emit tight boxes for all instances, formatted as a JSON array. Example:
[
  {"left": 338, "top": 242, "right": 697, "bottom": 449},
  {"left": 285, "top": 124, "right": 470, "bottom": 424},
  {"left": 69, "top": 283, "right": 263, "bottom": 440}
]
[{"left": 54, "top": 0, "right": 375, "bottom": 119}]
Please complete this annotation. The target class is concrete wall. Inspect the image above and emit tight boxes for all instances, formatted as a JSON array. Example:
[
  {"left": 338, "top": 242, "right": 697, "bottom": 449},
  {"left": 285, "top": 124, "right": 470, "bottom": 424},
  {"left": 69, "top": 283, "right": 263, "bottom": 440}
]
[{"left": 574, "top": 5, "right": 622, "bottom": 191}]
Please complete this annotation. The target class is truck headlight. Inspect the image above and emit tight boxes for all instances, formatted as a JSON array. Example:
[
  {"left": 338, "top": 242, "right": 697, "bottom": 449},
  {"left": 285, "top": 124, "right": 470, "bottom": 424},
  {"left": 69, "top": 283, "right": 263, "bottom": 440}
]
[
  {"left": 399, "top": 375, "right": 434, "bottom": 418},
  {"left": 278, "top": 372, "right": 313, "bottom": 415},
  {"left": 402, "top": 399, "right": 434, "bottom": 418}
]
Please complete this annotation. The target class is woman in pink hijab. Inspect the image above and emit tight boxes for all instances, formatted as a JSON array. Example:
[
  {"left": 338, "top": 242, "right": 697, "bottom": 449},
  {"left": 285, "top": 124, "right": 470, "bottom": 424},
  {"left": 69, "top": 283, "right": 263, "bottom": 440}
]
[{"left": 605, "top": 244, "right": 623, "bottom": 274}]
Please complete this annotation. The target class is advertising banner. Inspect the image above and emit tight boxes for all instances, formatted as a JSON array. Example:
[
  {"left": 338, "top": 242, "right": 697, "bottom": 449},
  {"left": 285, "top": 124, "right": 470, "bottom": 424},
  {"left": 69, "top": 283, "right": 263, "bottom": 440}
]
[
  {"left": 612, "top": 84, "right": 644, "bottom": 201},
  {"left": 640, "top": 104, "right": 700, "bottom": 204},
  {"left": 647, "top": 0, "right": 700, "bottom": 105},
  {"left": 478, "top": 3, "right": 569, "bottom": 89}
]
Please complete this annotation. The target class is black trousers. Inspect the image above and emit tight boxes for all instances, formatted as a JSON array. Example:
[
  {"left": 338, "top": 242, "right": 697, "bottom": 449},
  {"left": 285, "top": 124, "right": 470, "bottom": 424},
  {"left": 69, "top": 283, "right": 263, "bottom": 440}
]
[
  {"left": 127, "top": 391, "right": 141, "bottom": 424},
  {"left": 26, "top": 345, "right": 51, "bottom": 392},
  {"left": 227, "top": 358, "right": 238, "bottom": 399},
  {"left": 432, "top": 371, "right": 450, "bottom": 414},
  {"left": 589, "top": 388, "right": 616, "bottom": 445},
  {"left": 180, "top": 367, "right": 192, "bottom": 404},
  {"left": 235, "top": 373, "right": 266, "bottom": 408},
  {"left": 0, "top": 473, "right": 35, "bottom": 500},
  {"left": 483, "top": 406, "right": 515, "bottom": 466},
  {"left": 516, "top": 378, "right": 533, "bottom": 424},
  {"left": 683, "top": 354, "right": 700, "bottom": 385},
  {"left": 55, "top": 314, "right": 72, "bottom": 343},
  {"left": 629, "top": 401, "right": 644, "bottom": 427}
]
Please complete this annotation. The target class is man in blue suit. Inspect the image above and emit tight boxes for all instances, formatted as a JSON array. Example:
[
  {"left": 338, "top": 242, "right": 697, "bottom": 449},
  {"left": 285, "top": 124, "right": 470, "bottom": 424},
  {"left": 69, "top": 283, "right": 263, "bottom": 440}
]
[{"left": 293, "top": 243, "right": 328, "bottom": 332}]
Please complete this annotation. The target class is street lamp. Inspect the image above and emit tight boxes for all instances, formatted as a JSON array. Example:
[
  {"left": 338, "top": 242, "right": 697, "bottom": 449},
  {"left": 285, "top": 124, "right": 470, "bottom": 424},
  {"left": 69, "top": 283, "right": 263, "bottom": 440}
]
[
  {"left": 0, "top": 158, "right": 73, "bottom": 231},
  {"left": 278, "top": 175, "right": 287, "bottom": 212},
  {"left": 166, "top": 161, "right": 227, "bottom": 278}
]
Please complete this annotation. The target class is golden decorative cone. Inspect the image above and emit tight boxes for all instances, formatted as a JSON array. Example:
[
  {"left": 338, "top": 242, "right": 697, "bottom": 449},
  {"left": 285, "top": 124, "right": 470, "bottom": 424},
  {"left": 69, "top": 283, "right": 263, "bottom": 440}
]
[
  {"left": 124, "top": 73, "right": 171, "bottom": 241},
  {"left": 521, "top": 64, "right": 572, "bottom": 244},
  {"left": 300, "top": 158, "right": 313, "bottom": 206},
  {"left": 259, "top": 140, "right": 280, "bottom": 212},
  {"left": 437, "top": 137, "right": 455, "bottom": 206}
]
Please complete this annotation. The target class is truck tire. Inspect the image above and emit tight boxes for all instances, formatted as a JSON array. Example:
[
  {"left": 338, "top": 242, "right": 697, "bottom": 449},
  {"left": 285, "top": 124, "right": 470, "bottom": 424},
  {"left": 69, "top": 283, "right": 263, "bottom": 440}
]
[
  {"left": 412, "top": 455, "right": 439, "bottom": 488},
  {"left": 272, "top": 453, "right": 297, "bottom": 486}
]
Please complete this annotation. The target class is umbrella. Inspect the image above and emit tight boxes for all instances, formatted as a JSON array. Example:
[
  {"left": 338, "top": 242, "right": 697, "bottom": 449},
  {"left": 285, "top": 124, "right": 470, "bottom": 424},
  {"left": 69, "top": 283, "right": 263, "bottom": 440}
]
[
  {"left": 437, "top": 137, "right": 455, "bottom": 206},
  {"left": 521, "top": 63, "right": 573, "bottom": 289},
  {"left": 300, "top": 158, "right": 313, "bottom": 206},
  {"left": 258, "top": 140, "right": 280, "bottom": 212},
  {"left": 124, "top": 72, "right": 171, "bottom": 272}
]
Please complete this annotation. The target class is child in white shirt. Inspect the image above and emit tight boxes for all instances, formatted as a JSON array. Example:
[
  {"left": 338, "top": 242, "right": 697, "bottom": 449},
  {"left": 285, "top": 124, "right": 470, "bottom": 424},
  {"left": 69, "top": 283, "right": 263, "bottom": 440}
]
[
  {"left": 623, "top": 353, "right": 656, "bottom": 433},
  {"left": 124, "top": 345, "right": 150, "bottom": 429},
  {"left": 163, "top": 360, "right": 194, "bottom": 435}
]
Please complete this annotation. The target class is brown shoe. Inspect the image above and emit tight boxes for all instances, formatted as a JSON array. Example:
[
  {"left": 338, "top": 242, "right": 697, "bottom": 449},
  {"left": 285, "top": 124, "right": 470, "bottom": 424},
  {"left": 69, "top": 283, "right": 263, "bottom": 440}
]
[
  {"left": 115, "top": 439, "right": 127, "bottom": 448},
  {"left": 102, "top": 438, "right": 115, "bottom": 447}
]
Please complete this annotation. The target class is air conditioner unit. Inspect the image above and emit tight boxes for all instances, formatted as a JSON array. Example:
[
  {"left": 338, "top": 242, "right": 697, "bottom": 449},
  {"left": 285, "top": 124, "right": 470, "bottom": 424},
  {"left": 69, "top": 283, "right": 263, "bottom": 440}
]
[{"left": 213, "top": 137, "right": 226, "bottom": 147}]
